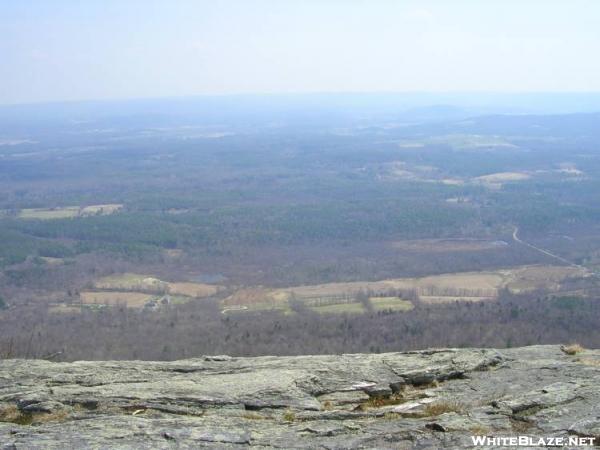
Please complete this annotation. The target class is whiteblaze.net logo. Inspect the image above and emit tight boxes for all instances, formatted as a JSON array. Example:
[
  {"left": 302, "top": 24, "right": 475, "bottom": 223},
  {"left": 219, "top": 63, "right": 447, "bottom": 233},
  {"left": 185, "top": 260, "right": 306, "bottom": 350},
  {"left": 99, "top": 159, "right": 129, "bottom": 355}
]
[{"left": 471, "top": 435, "right": 596, "bottom": 447}]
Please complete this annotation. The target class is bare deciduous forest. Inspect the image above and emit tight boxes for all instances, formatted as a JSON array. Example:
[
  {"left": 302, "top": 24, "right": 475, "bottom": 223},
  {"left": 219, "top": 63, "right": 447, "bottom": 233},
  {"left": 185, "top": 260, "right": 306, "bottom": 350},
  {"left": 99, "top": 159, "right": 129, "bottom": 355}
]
[{"left": 2, "top": 95, "right": 600, "bottom": 360}]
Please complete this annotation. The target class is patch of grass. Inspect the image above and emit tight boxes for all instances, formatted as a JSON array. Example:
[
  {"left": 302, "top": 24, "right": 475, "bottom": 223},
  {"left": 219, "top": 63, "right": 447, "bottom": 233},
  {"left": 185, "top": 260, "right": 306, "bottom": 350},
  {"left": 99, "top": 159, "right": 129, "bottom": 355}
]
[
  {"left": 514, "top": 405, "right": 545, "bottom": 418},
  {"left": 414, "top": 380, "right": 439, "bottom": 389},
  {"left": 469, "top": 425, "right": 491, "bottom": 435},
  {"left": 242, "top": 412, "right": 266, "bottom": 420},
  {"left": 421, "top": 401, "right": 465, "bottom": 417},
  {"left": 80, "top": 291, "right": 155, "bottom": 308},
  {"left": 358, "top": 394, "right": 406, "bottom": 410},
  {"left": 0, "top": 405, "right": 26, "bottom": 424},
  {"left": 561, "top": 343, "right": 584, "bottom": 355},
  {"left": 576, "top": 357, "right": 600, "bottom": 367},
  {"left": 32, "top": 410, "right": 69, "bottom": 424},
  {"left": 0, "top": 404, "right": 69, "bottom": 425},
  {"left": 511, "top": 418, "right": 534, "bottom": 433},
  {"left": 282, "top": 409, "right": 296, "bottom": 422}
]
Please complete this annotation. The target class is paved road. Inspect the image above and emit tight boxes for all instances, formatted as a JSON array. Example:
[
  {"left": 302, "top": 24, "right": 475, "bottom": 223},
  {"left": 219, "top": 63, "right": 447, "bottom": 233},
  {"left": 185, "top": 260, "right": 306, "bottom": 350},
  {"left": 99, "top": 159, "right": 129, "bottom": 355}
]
[{"left": 512, "top": 226, "right": 583, "bottom": 269}]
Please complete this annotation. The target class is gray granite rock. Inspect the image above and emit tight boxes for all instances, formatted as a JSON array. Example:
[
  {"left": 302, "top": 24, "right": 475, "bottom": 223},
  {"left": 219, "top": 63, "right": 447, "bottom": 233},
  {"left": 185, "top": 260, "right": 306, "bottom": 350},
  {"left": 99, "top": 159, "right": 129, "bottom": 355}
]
[{"left": 0, "top": 345, "right": 599, "bottom": 448}]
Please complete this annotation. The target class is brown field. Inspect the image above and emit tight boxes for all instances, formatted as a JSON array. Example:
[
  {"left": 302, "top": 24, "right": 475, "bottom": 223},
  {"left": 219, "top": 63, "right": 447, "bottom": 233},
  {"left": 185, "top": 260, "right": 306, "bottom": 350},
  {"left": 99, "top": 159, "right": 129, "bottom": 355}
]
[
  {"left": 222, "top": 287, "right": 281, "bottom": 307},
  {"left": 221, "top": 287, "right": 291, "bottom": 313},
  {"left": 503, "top": 265, "right": 588, "bottom": 293},
  {"left": 168, "top": 282, "right": 219, "bottom": 298},
  {"left": 93, "top": 273, "right": 220, "bottom": 298},
  {"left": 80, "top": 291, "right": 154, "bottom": 308},
  {"left": 370, "top": 297, "right": 414, "bottom": 311},
  {"left": 416, "top": 272, "right": 502, "bottom": 292},
  {"left": 93, "top": 273, "right": 169, "bottom": 293},
  {"left": 222, "top": 265, "right": 589, "bottom": 314},
  {"left": 392, "top": 238, "right": 508, "bottom": 253},
  {"left": 420, "top": 296, "right": 491, "bottom": 304},
  {"left": 278, "top": 271, "right": 503, "bottom": 300}
]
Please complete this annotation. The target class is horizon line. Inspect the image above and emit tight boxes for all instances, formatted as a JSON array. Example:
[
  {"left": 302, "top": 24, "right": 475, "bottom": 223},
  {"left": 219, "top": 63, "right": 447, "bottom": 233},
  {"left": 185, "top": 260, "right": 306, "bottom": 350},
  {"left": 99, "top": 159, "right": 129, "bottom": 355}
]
[{"left": 3, "top": 90, "right": 600, "bottom": 108}]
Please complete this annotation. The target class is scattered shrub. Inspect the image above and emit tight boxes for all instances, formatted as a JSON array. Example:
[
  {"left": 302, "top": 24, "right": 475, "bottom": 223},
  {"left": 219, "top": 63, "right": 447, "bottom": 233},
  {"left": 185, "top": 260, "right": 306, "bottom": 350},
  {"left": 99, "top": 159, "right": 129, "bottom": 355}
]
[
  {"left": 282, "top": 409, "right": 296, "bottom": 422},
  {"left": 561, "top": 343, "right": 584, "bottom": 355},
  {"left": 422, "top": 401, "right": 465, "bottom": 417}
]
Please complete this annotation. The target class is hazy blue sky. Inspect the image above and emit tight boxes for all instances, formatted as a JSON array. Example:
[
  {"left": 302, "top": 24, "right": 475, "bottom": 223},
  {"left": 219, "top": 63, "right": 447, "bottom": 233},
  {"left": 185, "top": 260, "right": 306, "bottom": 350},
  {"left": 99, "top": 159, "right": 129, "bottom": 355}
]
[{"left": 1, "top": 0, "right": 600, "bottom": 104}]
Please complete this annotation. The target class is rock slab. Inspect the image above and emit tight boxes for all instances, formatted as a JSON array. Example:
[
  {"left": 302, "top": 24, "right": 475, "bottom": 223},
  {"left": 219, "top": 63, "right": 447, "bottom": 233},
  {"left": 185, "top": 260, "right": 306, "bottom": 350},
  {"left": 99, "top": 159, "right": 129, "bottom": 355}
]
[{"left": 1, "top": 345, "right": 599, "bottom": 449}]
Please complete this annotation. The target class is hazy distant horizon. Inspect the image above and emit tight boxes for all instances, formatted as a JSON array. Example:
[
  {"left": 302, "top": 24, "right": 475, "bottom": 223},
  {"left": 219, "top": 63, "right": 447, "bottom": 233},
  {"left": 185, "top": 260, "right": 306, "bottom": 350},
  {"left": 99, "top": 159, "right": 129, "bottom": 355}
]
[
  {"left": 4, "top": 90, "right": 600, "bottom": 107},
  {"left": 4, "top": 92, "right": 600, "bottom": 121}
]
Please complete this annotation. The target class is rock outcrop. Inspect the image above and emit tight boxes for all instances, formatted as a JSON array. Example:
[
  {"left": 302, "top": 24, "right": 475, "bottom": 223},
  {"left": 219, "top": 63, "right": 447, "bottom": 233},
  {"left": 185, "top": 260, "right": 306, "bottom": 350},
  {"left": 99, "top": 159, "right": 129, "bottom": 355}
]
[{"left": 1, "top": 345, "right": 599, "bottom": 449}]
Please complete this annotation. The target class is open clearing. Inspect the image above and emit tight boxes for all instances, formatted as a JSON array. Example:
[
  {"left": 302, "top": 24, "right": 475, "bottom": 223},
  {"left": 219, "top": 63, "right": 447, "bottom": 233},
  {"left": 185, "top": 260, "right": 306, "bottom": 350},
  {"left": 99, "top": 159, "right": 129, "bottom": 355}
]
[
  {"left": 503, "top": 265, "right": 587, "bottom": 293},
  {"left": 18, "top": 207, "right": 80, "bottom": 220},
  {"left": 78, "top": 265, "right": 587, "bottom": 312},
  {"left": 93, "top": 273, "right": 169, "bottom": 293},
  {"left": 370, "top": 297, "right": 414, "bottom": 311},
  {"left": 93, "top": 273, "right": 219, "bottom": 298},
  {"left": 474, "top": 172, "right": 531, "bottom": 184},
  {"left": 396, "top": 134, "right": 518, "bottom": 151},
  {"left": 71, "top": 273, "right": 223, "bottom": 308},
  {"left": 14, "top": 204, "right": 123, "bottom": 220},
  {"left": 80, "top": 291, "right": 154, "bottom": 308},
  {"left": 221, "top": 287, "right": 290, "bottom": 313},
  {"left": 222, "top": 265, "right": 589, "bottom": 314},
  {"left": 80, "top": 204, "right": 123, "bottom": 216},
  {"left": 309, "top": 302, "right": 365, "bottom": 314},
  {"left": 392, "top": 238, "right": 508, "bottom": 253},
  {"left": 168, "top": 282, "right": 219, "bottom": 297}
]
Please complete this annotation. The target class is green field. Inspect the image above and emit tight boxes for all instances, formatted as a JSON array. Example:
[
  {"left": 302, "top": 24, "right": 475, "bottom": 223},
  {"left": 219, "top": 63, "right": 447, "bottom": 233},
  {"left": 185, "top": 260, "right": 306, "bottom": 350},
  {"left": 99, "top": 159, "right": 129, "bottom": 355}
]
[
  {"left": 370, "top": 297, "right": 415, "bottom": 311},
  {"left": 14, "top": 204, "right": 123, "bottom": 220},
  {"left": 18, "top": 207, "right": 80, "bottom": 220},
  {"left": 309, "top": 302, "right": 365, "bottom": 314}
]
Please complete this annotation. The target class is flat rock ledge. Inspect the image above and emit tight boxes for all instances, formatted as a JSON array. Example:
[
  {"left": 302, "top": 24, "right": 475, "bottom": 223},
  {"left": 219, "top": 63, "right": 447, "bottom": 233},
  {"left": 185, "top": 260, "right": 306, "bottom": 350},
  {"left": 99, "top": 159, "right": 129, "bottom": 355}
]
[{"left": 1, "top": 345, "right": 599, "bottom": 449}]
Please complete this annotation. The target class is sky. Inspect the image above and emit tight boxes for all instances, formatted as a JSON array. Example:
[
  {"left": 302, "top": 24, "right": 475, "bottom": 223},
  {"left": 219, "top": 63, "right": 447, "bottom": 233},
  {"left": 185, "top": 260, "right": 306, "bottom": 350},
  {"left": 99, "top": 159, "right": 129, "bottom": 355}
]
[{"left": 1, "top": 0, "right": 600, "bottom": 105}]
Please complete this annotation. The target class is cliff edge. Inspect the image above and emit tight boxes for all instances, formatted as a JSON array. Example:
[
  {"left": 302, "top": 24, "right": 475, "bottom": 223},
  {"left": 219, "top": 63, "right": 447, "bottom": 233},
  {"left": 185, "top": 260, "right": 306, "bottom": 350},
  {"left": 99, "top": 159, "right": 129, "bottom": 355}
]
[{"left": 1, "top": 345, "right": 599, "bottom": 449}]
